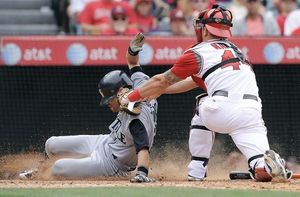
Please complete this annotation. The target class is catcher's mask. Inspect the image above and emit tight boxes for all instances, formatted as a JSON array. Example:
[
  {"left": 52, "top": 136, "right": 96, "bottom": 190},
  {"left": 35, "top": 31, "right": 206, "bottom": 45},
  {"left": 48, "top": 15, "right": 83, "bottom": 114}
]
[
  {"left": 98, "top": 70, "right": 133, "bottom": 106},
  {"left": 193, "top": 4, "right": 233, "bottom": 43}
]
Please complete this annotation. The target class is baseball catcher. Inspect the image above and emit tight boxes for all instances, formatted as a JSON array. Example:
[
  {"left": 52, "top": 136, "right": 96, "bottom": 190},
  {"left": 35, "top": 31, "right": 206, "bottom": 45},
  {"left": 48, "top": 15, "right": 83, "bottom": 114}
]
[{"left": 116, "top": 4, "right": 292, "bottom": 182}]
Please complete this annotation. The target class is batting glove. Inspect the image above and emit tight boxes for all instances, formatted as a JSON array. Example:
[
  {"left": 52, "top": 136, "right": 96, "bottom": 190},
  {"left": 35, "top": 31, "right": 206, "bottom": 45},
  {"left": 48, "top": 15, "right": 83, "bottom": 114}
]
[
  {"left": 130, "top": 171, "right": 156, "bottom": 183},
  {"left": 128, "top": 33, "right": 145, "bottom": 56}
]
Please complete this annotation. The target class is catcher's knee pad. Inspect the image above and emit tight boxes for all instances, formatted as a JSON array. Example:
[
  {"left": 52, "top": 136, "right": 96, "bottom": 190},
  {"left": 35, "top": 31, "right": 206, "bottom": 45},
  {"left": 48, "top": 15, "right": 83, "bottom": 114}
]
[{"left": 189, "top": 125, "right": 214, "bottom": 158}]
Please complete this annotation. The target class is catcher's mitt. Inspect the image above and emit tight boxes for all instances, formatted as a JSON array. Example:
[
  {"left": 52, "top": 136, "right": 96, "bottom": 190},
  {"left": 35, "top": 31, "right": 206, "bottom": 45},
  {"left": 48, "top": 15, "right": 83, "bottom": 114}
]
[{"left": 117, "top": 88, "right": 141, "bottom": 115}]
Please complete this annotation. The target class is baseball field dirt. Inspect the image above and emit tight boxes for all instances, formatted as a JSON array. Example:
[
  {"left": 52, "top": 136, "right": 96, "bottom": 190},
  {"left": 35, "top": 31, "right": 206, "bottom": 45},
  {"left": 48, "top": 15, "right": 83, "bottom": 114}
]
[{"left": 0, "top": 149, "right": 299, "bottom": 191}]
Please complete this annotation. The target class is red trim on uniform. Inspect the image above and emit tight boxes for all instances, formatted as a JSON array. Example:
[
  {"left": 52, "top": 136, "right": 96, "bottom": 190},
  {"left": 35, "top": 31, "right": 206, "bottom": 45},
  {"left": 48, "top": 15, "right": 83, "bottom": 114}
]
[
  {"left": 171, "top": 51, "right": 200, "bottom": 79},
  {"left": 128, "top": 89, "right": 142, "bottom": 101},
  {"left": 191, "top": 76, "right": 207, "bottom": 91}
]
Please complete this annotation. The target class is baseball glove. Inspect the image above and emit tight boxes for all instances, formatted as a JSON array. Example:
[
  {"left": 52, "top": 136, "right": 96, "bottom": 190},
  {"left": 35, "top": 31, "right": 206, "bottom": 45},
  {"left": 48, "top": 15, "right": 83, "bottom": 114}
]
[{"left": 117, "top": 88, "right": 141, "bottom": 115}]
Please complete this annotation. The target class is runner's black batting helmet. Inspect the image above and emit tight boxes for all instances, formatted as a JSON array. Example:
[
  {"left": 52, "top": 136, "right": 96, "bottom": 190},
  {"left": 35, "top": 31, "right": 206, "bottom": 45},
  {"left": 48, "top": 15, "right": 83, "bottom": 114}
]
[{"left": 98, "top": 70, "right": 133, "bottom": 106}]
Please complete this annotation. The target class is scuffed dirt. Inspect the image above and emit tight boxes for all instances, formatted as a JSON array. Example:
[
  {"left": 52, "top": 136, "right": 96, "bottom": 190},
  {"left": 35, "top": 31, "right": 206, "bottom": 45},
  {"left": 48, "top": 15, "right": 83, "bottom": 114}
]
[
  {"left": 0, "top": 180, "right": 299, "bottom": 191},
  {"left": 0, "top": 145, "right": 299, "bottom": 191}
]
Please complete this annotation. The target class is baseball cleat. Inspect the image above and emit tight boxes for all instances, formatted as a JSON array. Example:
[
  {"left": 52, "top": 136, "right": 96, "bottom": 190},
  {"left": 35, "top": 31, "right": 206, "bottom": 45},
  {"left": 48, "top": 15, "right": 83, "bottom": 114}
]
[
  {"left": 18, "top": 169, "right": 38, "bottom": 179},
  {"left": 187, "top": 175, "right": 204, "bottom": 181},
  {"left": 264, "top": 150, "right": 288, "bottom": 180}
]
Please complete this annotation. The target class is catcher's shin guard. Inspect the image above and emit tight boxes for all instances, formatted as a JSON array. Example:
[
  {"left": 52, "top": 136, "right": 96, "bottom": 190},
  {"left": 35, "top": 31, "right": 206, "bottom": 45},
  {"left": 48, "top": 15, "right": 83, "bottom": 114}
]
[
  {"left": 188, "top": 97, "right": 212, "bottom": 181},
  {"left": 187, "top": 156, "right": 209, "bottom": 181},
  {"left": 188, "top": 123, "right": 213, "bottom": 180}
]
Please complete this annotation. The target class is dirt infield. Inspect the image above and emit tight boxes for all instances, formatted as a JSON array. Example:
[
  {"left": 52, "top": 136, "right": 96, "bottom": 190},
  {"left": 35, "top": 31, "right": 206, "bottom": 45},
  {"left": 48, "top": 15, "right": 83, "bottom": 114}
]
[
  {"left": 0, "top": 179, "right": 300, "bottom": 191},
  {"left": 0, "top": 149, "right": 300, "bottom": 191}
]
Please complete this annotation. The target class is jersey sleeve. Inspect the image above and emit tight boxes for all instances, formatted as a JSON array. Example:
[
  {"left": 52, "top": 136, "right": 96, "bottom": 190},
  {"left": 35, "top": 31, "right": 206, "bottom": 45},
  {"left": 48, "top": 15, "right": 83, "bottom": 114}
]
[
  {"left": 129, "top": 119, "right": 150, "bottom": 153},
  {"left": 130, "top": 67, "right": 150, "bottom": 89},
  {"left": 170, "top": 51, "right": 202, "bottom": 79}
]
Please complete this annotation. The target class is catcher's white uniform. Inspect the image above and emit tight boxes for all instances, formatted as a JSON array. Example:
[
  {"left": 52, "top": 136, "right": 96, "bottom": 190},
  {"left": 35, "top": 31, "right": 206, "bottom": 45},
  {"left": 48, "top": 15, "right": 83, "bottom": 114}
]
[
  {"left": 171, "top": 39, "right": 270, "bottom": 180},
  {"left": 45, "top": 71, "right": 157, "bottom": 178}
]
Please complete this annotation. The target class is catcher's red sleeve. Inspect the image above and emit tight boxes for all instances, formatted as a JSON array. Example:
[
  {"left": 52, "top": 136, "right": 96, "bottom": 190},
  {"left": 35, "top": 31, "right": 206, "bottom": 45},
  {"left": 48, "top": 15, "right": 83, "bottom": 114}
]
[{"left": 171, "top": 51, "right": 200, "bottom": 79}]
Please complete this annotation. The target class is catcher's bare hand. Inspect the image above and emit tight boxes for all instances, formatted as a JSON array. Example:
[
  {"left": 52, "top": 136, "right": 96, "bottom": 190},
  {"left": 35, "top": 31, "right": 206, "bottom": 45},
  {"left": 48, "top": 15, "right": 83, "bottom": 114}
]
[
  {"left": 130, "top": 172, "right": 156, "bottom": 183},
  {"left": 117, "top": 88, "right": 141, "bottom": 115},
  {"left": 128, "top": 33, "right": 145, "bottom": 55}
]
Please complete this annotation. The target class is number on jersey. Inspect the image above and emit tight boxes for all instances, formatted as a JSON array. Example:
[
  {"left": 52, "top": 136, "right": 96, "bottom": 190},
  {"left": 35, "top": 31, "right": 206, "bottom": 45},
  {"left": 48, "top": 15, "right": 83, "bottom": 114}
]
[{"left": 221, "top": 50, "right": 240, "bottom": 70}]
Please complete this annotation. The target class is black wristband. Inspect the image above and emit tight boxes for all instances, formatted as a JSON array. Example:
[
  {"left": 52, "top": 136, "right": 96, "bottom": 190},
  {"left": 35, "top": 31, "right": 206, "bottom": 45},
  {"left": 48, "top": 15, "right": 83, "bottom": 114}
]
[
  {"left": 137, "top": 166, "right": 148, "bottom": 176},
  {"left": 130, "top": 66, "right": 144, "bottom": 76},
  {"left": 128, "top": 47, "right": 139, "bottom": 56}
]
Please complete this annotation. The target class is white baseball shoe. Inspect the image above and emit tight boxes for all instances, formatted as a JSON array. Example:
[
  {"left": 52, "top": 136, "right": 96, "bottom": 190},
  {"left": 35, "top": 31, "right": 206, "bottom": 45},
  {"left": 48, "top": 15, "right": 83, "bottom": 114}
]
[
  {"left": 264, "top": 150, "right": 292, "bottom": 180},
  {"left": 18, "top": 169, "right": 38, "bottom": 179},
  {"left": 187, "top": 175, "right": 204, "bottom": 181}
]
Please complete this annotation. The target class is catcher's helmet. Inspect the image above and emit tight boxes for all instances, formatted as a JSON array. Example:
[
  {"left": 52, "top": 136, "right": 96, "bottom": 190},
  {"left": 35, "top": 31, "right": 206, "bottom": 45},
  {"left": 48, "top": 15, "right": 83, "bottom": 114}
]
[
  {"left": 98, "top": 70, "right": 133, "bottom": 106},
  {"left": 193, "top": 4, "right": 233, "bottom": 42}
]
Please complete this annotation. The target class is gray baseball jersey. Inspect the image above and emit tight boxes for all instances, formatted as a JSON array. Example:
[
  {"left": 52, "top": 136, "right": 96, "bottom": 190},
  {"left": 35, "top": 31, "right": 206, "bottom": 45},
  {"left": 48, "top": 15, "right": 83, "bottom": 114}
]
[
  {"left": 45, "top": 71, "right": 157, "bottom": 178},
  {"left": 107, "top": 71, "right": 157, "bottom": 170}
]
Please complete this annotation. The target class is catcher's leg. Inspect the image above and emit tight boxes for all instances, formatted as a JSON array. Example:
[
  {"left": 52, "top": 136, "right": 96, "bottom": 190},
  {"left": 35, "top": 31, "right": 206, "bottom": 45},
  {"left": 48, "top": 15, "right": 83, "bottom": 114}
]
[
  {"left": 230, "top": 119, "right": 273, "bottom": 182},
  {"left": 45, "top": 135, "right": 106, "bottom": 157},
  {"left": 230, "top": 123, "right": 290, "bottom": 181},
  {"left": 188, "top": 113, "right": 215, "bottom": 181}
]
